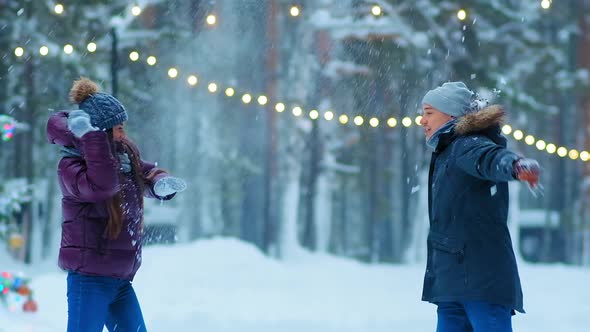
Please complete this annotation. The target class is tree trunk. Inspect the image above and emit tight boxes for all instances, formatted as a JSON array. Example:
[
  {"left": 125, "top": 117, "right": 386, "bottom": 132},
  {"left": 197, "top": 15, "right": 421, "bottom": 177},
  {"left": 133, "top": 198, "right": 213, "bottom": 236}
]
[
  {"left": 303, "top": 121, "right": 319, "bottom": 250},
  {"left": 17, "top": 8, "right": 36, "bottom": 263},
  {"left": 303, "top": 29, "right": 333, "bottom": 252},
  {"left": 237, "top": 4, "right": 267, "bottom": 250},
  {"left": 279, "top": 138, "right": 305, "bottom": 258},
  {"left": 263, "top": 0, "right": 279, "bottom": 255},
  {"left": 577, "top": 0, "right": 590, "bottom": 265}
]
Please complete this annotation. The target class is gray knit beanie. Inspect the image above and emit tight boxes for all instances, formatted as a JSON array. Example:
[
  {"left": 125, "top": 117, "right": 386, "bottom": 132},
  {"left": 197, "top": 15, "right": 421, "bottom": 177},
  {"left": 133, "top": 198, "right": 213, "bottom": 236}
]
[
  {"left": 422, "top": 81, "right": 475, "bottom": 117},
  {"left": 68, "top": 78, "right": 128, "bottom": 130}
]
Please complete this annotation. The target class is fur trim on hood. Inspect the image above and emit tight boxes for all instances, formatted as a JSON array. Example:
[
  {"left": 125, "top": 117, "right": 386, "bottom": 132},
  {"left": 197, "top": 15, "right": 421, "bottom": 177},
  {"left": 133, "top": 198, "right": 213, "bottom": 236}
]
[{"left": 455, "top": 104, "right": 505, "bottom": 136}]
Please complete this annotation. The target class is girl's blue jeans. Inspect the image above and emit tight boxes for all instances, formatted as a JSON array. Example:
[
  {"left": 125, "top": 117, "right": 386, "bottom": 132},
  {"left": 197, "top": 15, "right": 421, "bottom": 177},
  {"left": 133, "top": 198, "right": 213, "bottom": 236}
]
[{"left": 67, "top": 271, "right": 147, "bottom": 332}]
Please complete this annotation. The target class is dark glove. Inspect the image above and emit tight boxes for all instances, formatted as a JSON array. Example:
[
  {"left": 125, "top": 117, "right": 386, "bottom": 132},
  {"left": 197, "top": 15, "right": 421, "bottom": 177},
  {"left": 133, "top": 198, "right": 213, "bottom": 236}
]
[
  {"left": 513, "top": 158, "right": 540, "bottom": 188},
  {"left": 67, "top": 110, "right": 98, "bottom": 138}
]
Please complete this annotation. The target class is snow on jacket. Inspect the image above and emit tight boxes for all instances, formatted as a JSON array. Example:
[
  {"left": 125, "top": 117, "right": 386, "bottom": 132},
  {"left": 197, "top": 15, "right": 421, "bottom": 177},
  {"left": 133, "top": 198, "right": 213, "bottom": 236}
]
[{"left": 46, "top": 111, "right": 173, "bottom": 281}]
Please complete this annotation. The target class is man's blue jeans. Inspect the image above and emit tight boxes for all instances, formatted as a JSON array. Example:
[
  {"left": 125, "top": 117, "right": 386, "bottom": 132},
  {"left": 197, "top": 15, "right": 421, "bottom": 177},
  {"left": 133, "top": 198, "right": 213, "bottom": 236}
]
[
  {"left": 67, "top": 272, "right": 147, "bottom": 332},
  {"left": 436, "top": 301, "right": 513, "bottom": 332}
]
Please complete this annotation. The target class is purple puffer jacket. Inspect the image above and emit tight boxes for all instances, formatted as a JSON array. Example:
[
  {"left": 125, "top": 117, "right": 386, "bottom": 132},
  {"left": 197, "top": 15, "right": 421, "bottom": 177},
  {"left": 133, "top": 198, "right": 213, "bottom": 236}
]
[{"left": 47, "top": 111, "right": 173, "bottom": 281}]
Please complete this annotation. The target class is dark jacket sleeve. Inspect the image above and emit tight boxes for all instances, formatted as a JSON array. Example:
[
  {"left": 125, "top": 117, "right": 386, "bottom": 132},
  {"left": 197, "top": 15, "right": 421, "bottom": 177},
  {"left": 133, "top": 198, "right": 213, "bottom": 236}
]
[
  {"left": 141, "top": 160, "right": 175, "bottom": 200},
  {"left": 58, "top": 131, "right": 119, "bottom": 202},
  {"left": 452, "top": 135, "right": 520, "bottom": 182}
]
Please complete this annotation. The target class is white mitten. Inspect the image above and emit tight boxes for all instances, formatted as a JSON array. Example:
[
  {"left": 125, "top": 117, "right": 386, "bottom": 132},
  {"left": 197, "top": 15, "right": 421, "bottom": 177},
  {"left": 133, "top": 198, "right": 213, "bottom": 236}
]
[
  {"left": 154, "top": 176, "right": 187, "bottom": 196},
  {"left": 67, "top": 110, "right": 98, "bottom": 138}
]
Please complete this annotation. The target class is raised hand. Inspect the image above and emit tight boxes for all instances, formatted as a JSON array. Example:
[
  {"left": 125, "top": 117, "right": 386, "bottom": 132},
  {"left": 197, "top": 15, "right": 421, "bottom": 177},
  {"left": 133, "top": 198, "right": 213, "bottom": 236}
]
[{"left": 67, "top": 110, "right": 98, "bottom": 138}]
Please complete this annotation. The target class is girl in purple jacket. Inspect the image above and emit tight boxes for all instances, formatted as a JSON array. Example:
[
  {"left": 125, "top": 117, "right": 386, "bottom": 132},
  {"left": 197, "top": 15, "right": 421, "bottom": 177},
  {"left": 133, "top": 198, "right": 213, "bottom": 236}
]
[{"left": 46, "top": 78, "right": 186, "bottom": 332}]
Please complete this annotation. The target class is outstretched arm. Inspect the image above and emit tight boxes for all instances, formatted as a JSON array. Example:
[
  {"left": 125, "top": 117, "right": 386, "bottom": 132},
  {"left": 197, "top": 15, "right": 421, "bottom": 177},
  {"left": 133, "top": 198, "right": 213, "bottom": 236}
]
[
  {"left": 453, "top": 135, "right": 520, "bottom": 182},
  {"left": 141, "top": 161, "right": 186, "bottom": 200},
  {"left": 141, "top": 160, "right": 173, "bottom": 200}
]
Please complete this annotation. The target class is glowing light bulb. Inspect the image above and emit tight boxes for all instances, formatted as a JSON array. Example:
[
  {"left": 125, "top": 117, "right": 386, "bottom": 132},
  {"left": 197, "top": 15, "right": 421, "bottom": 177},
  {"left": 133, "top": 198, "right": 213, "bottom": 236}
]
[
  {"left": 457, "top": 9, "right": 467, "bottom": 21},
  {"left": 129, "top": 51, "right": 139, "bottom": 61},
  {"left": 541, "top": 0, "right": 551, "bottom": 10},
  {"left": 54, "top": 4, "right": 64, "bottom": 15},
  {"left": 502, "top": 125, "right": 512, "bottom": 135},
  {"left": 206, "top": 14, "right": 217, "bottom": 26},
  {"left": 535, "top": 140, "right": 546, "bottom": 151},
  {"left": 146, "top": 56, "right": 157, "bottom": 66},
  {"left": 387, "top": 118, "right": 397, "bottom": 127},
  {"left": 87, "top": 42, "right": 97, "bottom": 52},
  {"left": 402, "top": 116, "right": 412, "bottom": 127},
  {"left": 208, "top": 83, "right": 218, "bottom": 93},
  {"left": 546, "top": 144, "right": 557, "bottom": 154},
  {"left": 14, "top": 47, "right": 24, "bottom": 57},
  {"left": 524, "top": 135, "right": 535, "bottom": 146},
  {"left": 290, "top": 6, "right": 300, "bottom": 17},
  {"left": 63, "top": 44, "right": 74, "bottom": 54},
  {"left": 369, "top": 117, "right": 379, "bottom": 127},
  {"left": 569, "top": 149, "right": 579, "bottom": 160},
  {"left": 415, "top": 116, "right": 422, "bottom": 125},
  {"left": 309, "top": 110, "right": 319, "bottom": 120},
  {"left": 275, "top": 103, "right": 285, "bottom": 112},
  {"left": 187, "top": 75, "right": 198, "bottom": 86},
  {"left": 131, "top": 5, "right": 142, "bottom": 16},
  {"left": 557, "top": 147, "right": 568, "bottom": 157},
  {"left": 225, "top": 88, "right": 235, "bottom": 97},
  {"left": 513, "top": 130, "right": 524, "bottom": 140},
  {"left": 339, "top": 114, "right": 349, "bottom": 124},
  {"left": 39, "top": 46, "right": 49, "bottom": 56},
  {"left": 257, "top": 95, "right": 268, "bottom": 105},
  {"left": 354, "top": 116, "right": 364, "bottom": 126},
  {"left": 242, "top": 94, "right": 252, "bottom": 104},
  {"left": 168, "top": 68, "right": 178, "bottom": 78},
  {"left": 371, "top": 5, "right": 382, "bottom": 16},
  {"left": 324, "top": 111, "right": 334, "bottom": 121},
  {"left": 292, "top": 106, "right": 303, "bottom": 117}
]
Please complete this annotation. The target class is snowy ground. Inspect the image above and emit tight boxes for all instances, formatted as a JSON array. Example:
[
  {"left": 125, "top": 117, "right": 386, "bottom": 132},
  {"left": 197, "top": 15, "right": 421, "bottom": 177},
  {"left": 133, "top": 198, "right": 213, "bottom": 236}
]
[{"left": 2, "top": 238, "right": 589, "bottom": 332}]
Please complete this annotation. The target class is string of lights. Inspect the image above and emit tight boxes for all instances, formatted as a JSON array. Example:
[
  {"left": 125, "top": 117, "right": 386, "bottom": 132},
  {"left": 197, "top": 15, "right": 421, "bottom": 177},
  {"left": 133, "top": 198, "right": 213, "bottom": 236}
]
[
  {"left": 46, "top": 1, "right": 553, "bottom": 26},
  {"left": 9, "top": 41, "right": 587, "bottom": 162},
  {"left": 159, "top": 59, "right": 421, "bottom": 128},
  {"left": 0, "top": 115, "right": 17, "bottom": 142},
  {"left": 9, "top": 1, "right": 582, "bottom": 162},
  {"left": 0, "top": 271, "right": 37, "bottom": 313},
  {"left": 154, "top": 56, "right": 590, "bottom": 163}
]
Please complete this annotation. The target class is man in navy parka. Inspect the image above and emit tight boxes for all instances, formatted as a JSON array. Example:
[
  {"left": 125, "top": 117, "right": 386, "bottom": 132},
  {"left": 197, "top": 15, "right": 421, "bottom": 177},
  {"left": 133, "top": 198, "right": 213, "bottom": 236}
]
[{"left": 419, "top": 82, "right": 541, "bottom": 332}]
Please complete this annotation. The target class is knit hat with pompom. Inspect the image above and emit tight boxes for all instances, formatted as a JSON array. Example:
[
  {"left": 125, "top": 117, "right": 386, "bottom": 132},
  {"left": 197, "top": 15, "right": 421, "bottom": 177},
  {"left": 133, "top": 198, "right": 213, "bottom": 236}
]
[{"left": 69, "top": 78, "right": 128, "bottom": 130}]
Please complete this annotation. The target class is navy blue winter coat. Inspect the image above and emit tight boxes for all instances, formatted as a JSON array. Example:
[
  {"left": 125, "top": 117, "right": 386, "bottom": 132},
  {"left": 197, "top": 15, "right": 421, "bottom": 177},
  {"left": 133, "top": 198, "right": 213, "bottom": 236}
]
[{"left": 421, "top": 105, "right": 525, "bottom": 313}]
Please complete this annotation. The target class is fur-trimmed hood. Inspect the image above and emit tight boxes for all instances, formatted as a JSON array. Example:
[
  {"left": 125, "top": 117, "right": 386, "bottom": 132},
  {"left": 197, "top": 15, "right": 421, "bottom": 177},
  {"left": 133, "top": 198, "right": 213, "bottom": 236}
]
[{"left": 454, "top": 104, "right": 505, "bottom": 136}]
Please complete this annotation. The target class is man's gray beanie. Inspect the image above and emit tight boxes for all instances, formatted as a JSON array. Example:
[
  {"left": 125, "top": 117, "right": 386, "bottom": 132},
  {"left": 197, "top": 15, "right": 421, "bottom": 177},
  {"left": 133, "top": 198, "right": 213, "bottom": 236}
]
[{"left": 422, "top": 81, "right": 475, "bottom": 117}]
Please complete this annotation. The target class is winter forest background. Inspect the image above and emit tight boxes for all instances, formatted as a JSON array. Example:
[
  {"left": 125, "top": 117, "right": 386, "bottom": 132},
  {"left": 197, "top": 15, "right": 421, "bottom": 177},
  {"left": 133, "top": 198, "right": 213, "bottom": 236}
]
[
  {"left": 3, "top": 0, "right": 589, "bottom": 265},
  {"left": 1, "top": 1, "right": 590, "bottom": 328},
  {"left": 2, "top": 0, "right": 590, "bottom": 264},
  {"left": 0, "top": 0, "right": 590, "bottom": 332}
]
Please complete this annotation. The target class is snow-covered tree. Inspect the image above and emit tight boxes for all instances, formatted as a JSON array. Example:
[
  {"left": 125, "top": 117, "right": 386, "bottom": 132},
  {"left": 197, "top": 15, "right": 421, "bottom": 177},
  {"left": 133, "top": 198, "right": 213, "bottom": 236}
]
[
  {"left": 0, "top": 180, "right": 31, "bottom": 243},
  {"left": 1, "top": 0, "right": 587, "bottom": 266}
]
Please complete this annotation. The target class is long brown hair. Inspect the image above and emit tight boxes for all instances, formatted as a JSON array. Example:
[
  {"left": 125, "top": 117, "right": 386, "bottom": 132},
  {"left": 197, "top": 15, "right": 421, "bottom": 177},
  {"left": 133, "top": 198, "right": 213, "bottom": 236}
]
[{"left": 105, "top": 131, "right": 146, "bottom": 240}]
